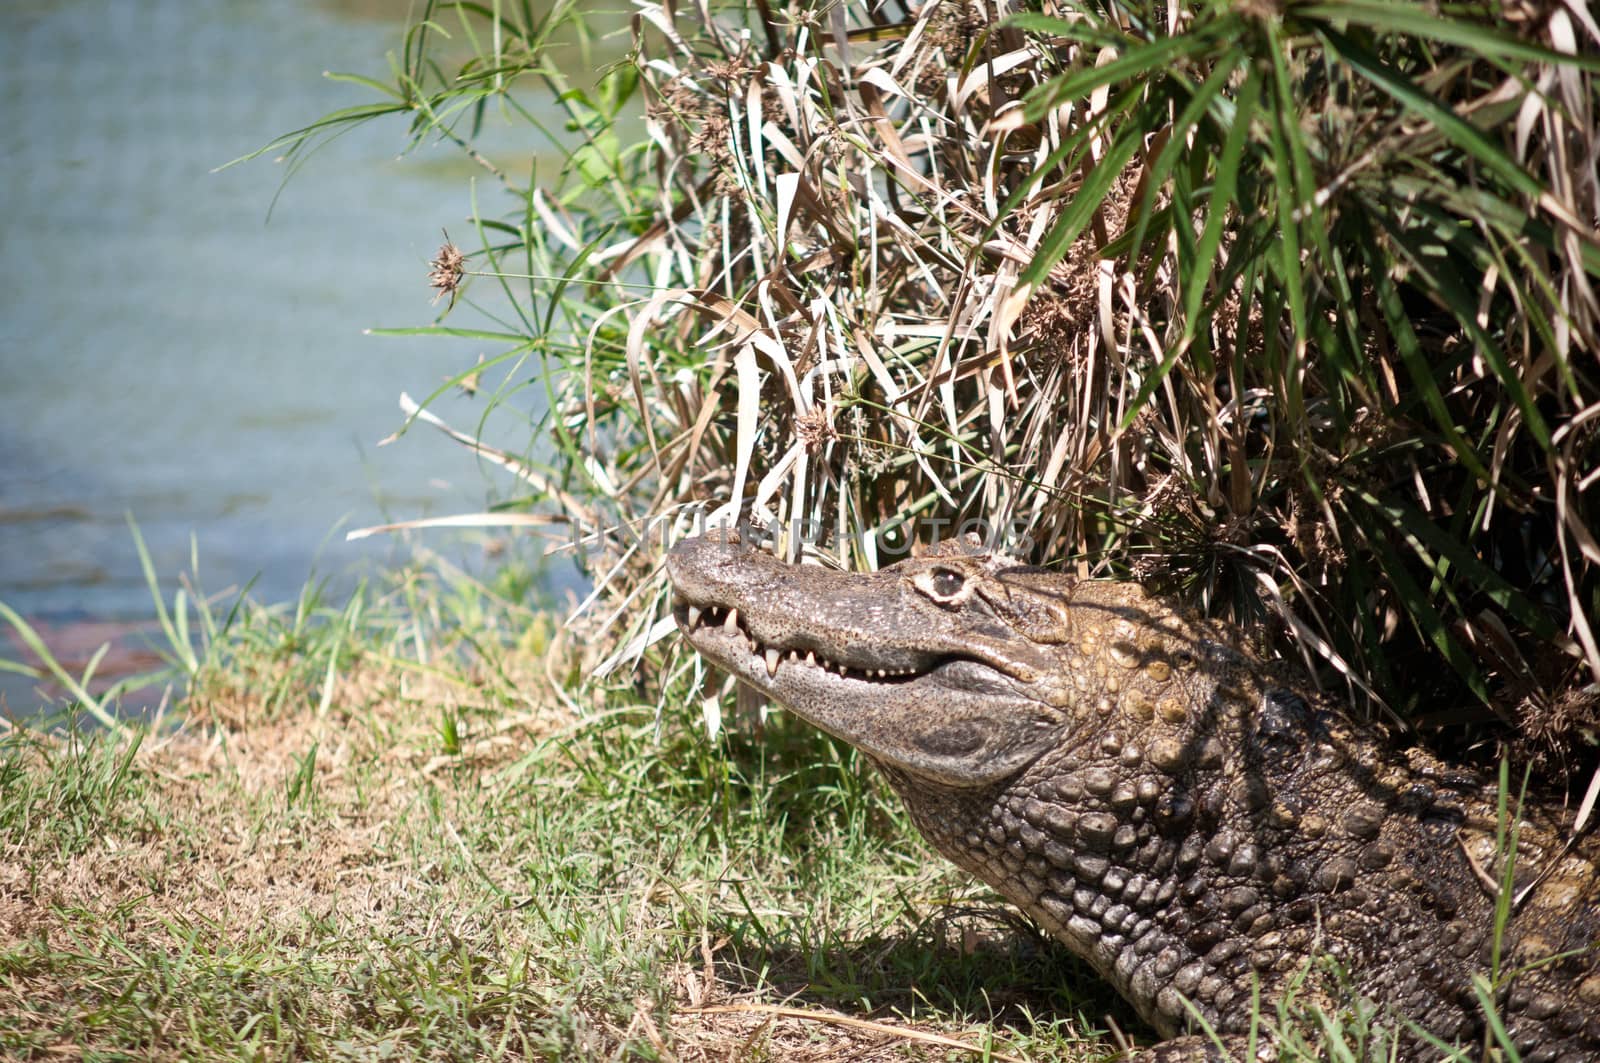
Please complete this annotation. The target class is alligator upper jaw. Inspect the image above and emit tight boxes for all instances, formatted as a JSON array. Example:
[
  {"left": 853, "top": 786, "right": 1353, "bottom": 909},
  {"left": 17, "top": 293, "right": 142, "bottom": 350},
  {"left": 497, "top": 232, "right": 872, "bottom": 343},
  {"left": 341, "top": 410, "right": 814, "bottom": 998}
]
[
  {"left": 673, "top": 598, "right": 948, "bottom": 686},
  {"left": 664, "top": 535, "right": 1051, "bottom": 682}
]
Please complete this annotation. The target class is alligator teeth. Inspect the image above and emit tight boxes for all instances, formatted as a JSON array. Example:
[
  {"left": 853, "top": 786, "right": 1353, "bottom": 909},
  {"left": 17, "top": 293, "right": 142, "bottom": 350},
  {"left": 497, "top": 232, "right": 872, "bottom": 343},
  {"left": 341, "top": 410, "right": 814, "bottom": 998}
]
[
  {"left": 687, "top": 605, "right": 702, "bottom": 627},
  {"left": 804, "top": 650, "right": 816, "bottom": 665},
  {"left": 723, "top": 608, "right": 740, "bottom": 633},
  {"left": 765, "top": 647, "right": 781, "bottom": 677}
]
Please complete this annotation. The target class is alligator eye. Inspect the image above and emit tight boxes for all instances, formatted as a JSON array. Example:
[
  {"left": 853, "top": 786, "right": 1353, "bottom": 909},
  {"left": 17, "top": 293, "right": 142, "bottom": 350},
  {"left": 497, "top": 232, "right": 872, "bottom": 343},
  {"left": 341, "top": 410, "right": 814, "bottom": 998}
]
[{"left": 916, "top": 566, "right": 970, "bottom": 604}]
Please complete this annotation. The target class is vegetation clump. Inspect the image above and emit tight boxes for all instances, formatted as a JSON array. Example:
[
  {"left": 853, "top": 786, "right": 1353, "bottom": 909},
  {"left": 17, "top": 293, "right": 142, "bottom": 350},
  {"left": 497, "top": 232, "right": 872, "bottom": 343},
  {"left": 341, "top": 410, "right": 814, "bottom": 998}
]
[{"left": 313, "top": 1, "right": 1600, "bottom": 778}]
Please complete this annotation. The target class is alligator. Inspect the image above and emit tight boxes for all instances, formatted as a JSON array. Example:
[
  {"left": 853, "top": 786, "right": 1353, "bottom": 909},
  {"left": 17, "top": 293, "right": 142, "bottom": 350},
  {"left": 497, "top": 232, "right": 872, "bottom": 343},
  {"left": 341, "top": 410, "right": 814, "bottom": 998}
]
[{"left": 666, "top": 530, "right": 1600, "bottom": 1062}]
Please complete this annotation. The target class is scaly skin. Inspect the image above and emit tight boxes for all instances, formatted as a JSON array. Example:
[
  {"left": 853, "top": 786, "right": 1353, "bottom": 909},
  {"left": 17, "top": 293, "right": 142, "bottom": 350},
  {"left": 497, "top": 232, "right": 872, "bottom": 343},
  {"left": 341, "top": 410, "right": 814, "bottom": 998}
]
[{"left": 666, "top": 531, "right": 1600, "bottom": 1062}]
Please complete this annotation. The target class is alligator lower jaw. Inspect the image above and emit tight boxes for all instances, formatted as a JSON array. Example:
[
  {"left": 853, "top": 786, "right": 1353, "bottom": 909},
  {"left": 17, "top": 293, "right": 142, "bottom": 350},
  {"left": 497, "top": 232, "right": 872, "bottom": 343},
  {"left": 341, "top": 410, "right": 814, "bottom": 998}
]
[{"left": 673, "top": 599, "right": 929, "bottom": 684}]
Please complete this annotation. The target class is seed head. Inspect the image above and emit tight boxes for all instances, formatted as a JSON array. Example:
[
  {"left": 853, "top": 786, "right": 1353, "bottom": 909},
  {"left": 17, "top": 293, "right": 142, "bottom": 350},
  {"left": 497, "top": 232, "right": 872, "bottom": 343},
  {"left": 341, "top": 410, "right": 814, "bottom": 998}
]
[{"left": 429, "top": 232, "right": 466, "bottom": 308}]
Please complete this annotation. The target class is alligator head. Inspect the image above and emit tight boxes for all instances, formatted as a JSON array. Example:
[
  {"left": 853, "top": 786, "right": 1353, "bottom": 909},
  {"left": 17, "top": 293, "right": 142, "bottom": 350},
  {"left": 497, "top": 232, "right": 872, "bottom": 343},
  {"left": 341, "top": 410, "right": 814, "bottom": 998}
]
[{"left": 667, "top": 529, "right": 1109, "bottom": 786}]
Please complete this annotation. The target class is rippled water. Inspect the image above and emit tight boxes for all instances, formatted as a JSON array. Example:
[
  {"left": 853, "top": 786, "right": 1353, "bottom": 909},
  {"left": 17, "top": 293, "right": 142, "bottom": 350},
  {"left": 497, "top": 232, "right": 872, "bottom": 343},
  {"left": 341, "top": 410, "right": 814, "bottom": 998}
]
[{"left": 0, "top": 0, "right": 595, "bottom": 708}]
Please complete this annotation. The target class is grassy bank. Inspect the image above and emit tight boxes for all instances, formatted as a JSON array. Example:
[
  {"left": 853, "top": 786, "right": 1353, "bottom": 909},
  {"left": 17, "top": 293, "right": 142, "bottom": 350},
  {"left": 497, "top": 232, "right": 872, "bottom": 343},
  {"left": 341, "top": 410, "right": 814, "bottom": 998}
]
[{"left": 0, "top": 568, "right": 1123, "bottom": 1061}]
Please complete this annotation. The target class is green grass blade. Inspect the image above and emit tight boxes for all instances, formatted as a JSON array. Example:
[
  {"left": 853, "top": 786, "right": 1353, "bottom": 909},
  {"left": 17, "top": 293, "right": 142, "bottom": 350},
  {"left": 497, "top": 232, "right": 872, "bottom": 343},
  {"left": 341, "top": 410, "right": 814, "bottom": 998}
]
[
  {"left": 1471, "top": 973, "right": 1523, "bottom": 1062},
  {"left": 1298, "top": 2, "right": 1600, "bottom": 70},
  {"left": 0, "top": 602, "right": 121, "bottom": 731},
  {"left": 1122, "top": 54, "right": 1242, "bottom": 266},
  {"left": 1020, "top": 26, "right": 1228, "bottom": 124},
  {"left": 1182, "top": 63, "right": 1259, "bottom": 334},
  {"left": 0, "top": 657, "right": 44, "bottom": 678},
  {"left": 127, "top": 514, "right": 199, "bottom": 676},
  {"left": 213, "top": 103, "right": 412, "bottom": 170},
  {"left": 365, "top": 326, "right": 534, "bottom": 342}
]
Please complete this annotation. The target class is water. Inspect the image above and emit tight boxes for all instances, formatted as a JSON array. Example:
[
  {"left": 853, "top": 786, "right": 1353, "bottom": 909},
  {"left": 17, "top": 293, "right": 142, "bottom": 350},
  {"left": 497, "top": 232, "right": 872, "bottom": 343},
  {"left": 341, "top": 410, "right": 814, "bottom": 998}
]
[{"left": 0, "top": 0, "right": 595, "bottom": 710}]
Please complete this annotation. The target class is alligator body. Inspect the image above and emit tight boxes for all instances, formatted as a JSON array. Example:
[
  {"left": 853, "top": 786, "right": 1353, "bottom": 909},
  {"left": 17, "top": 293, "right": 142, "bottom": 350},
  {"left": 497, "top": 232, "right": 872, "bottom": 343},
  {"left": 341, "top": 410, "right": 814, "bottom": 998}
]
[{"left": 666, "top": 531, "right": 1600, "bottom": 1062}]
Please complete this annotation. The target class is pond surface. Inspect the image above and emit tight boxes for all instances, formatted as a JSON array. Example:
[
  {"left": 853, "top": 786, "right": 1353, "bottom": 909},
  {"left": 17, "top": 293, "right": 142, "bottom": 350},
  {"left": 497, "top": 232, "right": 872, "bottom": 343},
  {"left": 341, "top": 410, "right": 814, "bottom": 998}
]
[{"left": 0, "top": 0, "right": 598, "bottom": 711}]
